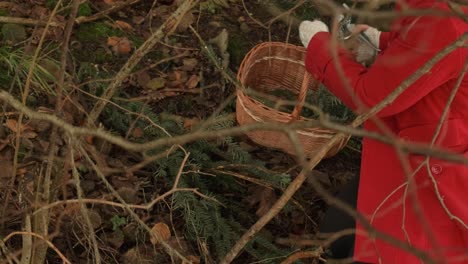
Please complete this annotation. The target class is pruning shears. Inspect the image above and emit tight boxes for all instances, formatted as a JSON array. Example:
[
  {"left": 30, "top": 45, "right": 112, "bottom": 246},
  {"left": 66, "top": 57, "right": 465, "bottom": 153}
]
[{"left": 339, "top": 3, "right": 381, "bottom": 52}]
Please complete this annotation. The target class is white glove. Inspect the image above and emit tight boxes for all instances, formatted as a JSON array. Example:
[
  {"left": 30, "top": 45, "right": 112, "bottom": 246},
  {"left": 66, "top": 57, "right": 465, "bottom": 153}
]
[
  {"left": 347, "top": 24, "right": 381, "bottom": 64},
  {"left": 299, "top": 20, "right": 329, "bottom": 48}
]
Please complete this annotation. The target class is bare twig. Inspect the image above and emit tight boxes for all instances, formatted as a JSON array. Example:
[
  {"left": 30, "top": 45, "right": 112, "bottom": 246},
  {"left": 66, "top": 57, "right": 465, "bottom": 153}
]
[
  {"left": 2, "top": 232, "right": 71, "bottom": 264},
  {"left": 1, "top": 90, "right": 467, "bottom": 165},
  {"left": 280, "top": 248, "right": 323, "bottom": 264},
  {"left": 32, "top": 188, "right": 212, "bottom": 214},
  {"left": 426, "top": 57, "right": 468, "bottom": 230},
  {"left": 0, "top": 16, "right": 63, "bottom": 27},
  {"left": 19, "top": 215, "right": 32, "bottom": 264},
  {"left": 70, "top": 140, "right": 102, "bottom": 264}
]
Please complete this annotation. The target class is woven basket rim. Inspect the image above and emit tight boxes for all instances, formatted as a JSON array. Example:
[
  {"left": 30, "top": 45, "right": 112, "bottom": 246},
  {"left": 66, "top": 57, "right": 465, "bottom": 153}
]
[
  {"left": 235, "top": 41, "right": 350, "bottom": 157},
  {"left": 236, "top": 42, "right": 315, "bottom": 128}
]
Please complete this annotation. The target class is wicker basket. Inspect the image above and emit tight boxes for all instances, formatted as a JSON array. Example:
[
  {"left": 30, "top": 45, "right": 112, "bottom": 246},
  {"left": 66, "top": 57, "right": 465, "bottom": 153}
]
[{"left": 236, "top": 42, "right": 349, "bottom": 158}]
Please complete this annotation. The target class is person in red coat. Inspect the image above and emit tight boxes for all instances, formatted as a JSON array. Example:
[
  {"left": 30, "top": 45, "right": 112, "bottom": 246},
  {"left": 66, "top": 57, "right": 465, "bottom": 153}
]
[{"left": 299, "top": 0, "right": 468, "bottom": 263}]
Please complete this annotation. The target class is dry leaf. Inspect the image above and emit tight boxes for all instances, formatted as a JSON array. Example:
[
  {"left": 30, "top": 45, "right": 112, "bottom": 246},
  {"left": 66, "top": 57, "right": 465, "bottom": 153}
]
[
  {"left": 132, "top": 16, "right": 145, "bottom": 25},
  {"left": 16, "top": 168, "right": 27, "bottom": 175},
  {"left": 131, "top": 127, "right": 144, "bottom": 138},
  {"left": 0, "top": 161, "right": 13, "bottom": 178},
  {"left": 181, "top": 58, "right": 198, "bottom": 72},
  {"left": 186, "top": 74, "right": 199, "bottom": 89},
  {"left": 115, "top": 20, "right": 133, "bottom": 31},
  {"left": 22, "top": 130, "right": 38, "bottom": 139},
  {"left": 150, "top": 222, "right": 171, "bottom": 245},
  {"left": 183, "top": 117, "right": 199, "bottom": 130},
  {"left": 85, "top": 135, "right": 94, "bottom": 144},
  {"left": 107, "top": 36, "right": 120, "bottom": 46},
  {"left": 103, "top": 0, "right": 116, "bottom": 5},
  {"left": 107, "top": 36, "right": 132, "bottom": 55},
  {"left": 183, "top": 255, "right": 201, "bottom": 264},
  {"left": 145, "top": 77, "right": 166, "bottom": 90},
  {"left": 209, "top": 29, "right": 229, "bottom": 54},
  {"left": 167, "top": 71, "right": 187, "bottom": 87},
  {"left": 4, "top": 119, "right": 32, "bottom": 133},
  {"left": 177, "top": 11, "right": 195, "bottom": 32},
  {"left": 247, "top": 186, "right": 277, "bottom": 217},
  {"left": 136, "top": 71, "right": 151, "bottom": 87},
  {"left": 122, "top": 245, "right": 155, "bottom": 264}
]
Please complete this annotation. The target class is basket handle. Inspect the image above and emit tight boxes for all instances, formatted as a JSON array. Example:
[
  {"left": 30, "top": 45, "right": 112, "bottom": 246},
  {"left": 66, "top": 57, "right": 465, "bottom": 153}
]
[{"left": 290, "top": 73, "right": 319, "bottom": 121}]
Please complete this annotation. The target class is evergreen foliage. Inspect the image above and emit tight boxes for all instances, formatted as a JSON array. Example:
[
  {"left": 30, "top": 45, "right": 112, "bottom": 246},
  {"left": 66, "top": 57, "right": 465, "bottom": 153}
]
[
  {"left": 250, "top": 85, "right": 356, "bottom": 123},
  {"left": 100, "top": 99, "right": 294, "bottom": 262}
]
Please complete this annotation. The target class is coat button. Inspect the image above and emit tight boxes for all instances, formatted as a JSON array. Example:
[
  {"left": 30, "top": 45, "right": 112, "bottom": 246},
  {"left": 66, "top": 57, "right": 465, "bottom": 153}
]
[{"left": 431, "top": 164, "right": 443, "bottom": 175}]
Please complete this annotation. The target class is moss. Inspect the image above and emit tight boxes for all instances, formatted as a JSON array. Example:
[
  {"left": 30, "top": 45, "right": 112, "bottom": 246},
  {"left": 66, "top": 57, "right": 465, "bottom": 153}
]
[
  {"left": 0, "top": 9, "right": 9, "bottom": 16},
  {"left": 45, "top": 0, "right": 59, "bottom": 10},
  {"left": 94, "top": 47, "right": 113, "bottom": 63},
  {"left": 128, "top": 35, "right": 144, "bottom": 49},
  {"left": 75, "top": 22, "right": 123, "bottom": 43},
  {"left": 78, "top": 2, "right": 93, "bottom": 17}
]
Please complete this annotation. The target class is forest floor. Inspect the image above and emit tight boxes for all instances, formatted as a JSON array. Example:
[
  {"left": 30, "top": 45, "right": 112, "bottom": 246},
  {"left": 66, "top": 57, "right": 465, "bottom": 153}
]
[{"left": 0, "top": 0, "right": 361, "bottom": 263}]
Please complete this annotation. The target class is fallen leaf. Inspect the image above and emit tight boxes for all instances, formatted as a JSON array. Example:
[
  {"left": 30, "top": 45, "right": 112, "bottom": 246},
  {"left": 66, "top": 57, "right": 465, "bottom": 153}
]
[
  {"left": 31, "top": 5, "right": 49, "bottom": 19},
  {"left": 167, "top": 71, "right": 183, "bottom": 81},
  {"left": 150, "top": 222, "right": 171, "bottom": 245},
  {"left": 181, "top": 58, "right": 198, "bottom": 72},
  {"left": 107, "top": 36, "right": 132, "bottom": 55},
  {"left": 31, "top": 120, "right": 51, "bottom": 132},
  {"left": 16, "top": 168, "right": 27, "bottom": 175},
  {"left": 117, "top": 38, "right": 132, "bottom": 54},
  {"left": 145, "top": 77, "right": 166, "bottom": 90},
  {"left": 183, "top": 255, "right": 201, "bottom": 264},
  {"left": 22, "top": 130, "right": 38, "bottom": 139},
  {"left": 117, "top": 187, "right": 139, "bottom": 204},
  {"left": 0, "top": 161, "right": 13, "bottom": 178},
  {"left": 167, "top": 71, "right": 187, "bottom": 87},
  {"left": 107, "top": 36, "right": 120, "bottom": 47},
  {"left": 177, "top": 10, "right": 195, "bottom": 32},
  {"left": 183, "top": 117, "right": 199, "bottom": 130},
  {"left": 136, "top": 71, "right": 151, "bottom": 87},
  {"left": 85, "top": 135, "right": 94, "bottom": 144},
  {"left": 209, "top": 29, "right": 229, "bottom": 54},
  {"left": 76, "top": 209, "right": 102, "bottom": 229},
  {"left": 246, "top": 186, "right": 277, "bottom": 217},
  {"left": 115, "top": 20, "right": 133, "bottom": 31},
  {"left": 131, "top": 127, "right": 144, "bottom": 138},
  {"left": 4, "top": 119, "right": 32, "bottom": 133},
  {"left": 102, "top": 230, "right": 124, "bottom": 248},
  {"left": 122, "top": 245, "right": 155, "bottom": 264},
  {"left": 186, "top": 74, "right": 199, "bottom": 89},
  {"left": 132, "top": 16, "right": 145, "bottom": 25}
]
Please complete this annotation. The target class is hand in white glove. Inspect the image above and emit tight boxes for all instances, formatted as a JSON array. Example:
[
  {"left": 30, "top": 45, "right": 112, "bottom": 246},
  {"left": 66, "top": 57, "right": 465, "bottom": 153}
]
[
  {"left": 299, "top": 20, "right": 329, "bottom": 48},
  {"left": 346, "top": 24, "right": 381, "bottom": 64}
]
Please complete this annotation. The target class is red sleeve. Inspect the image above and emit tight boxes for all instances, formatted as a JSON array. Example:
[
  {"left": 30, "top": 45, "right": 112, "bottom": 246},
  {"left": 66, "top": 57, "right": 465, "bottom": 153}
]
[
  {"left": 305, "top": 17, "right": 461, "bottom": 118},
  {"left": 378, "top": 31, "right": 398, "bottom": 51}
]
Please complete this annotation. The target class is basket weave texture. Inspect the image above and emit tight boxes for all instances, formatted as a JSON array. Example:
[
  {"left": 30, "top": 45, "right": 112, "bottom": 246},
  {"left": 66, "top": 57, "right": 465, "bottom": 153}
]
[{"left": 236, "top": 42, "right": 349, "bottom": 158}]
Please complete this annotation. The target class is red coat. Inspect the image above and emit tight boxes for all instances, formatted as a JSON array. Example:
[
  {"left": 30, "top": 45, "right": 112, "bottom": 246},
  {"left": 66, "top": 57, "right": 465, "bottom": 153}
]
[{"left": 304, "top": 1, "right": 468, "bottom": 263}]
